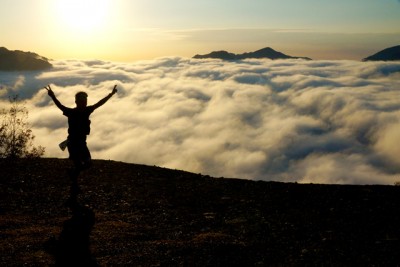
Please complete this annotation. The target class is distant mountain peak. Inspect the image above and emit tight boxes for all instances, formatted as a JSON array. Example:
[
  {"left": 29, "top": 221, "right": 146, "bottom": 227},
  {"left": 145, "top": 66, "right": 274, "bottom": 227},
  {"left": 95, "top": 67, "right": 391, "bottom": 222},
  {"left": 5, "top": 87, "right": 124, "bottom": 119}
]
[
  {"left": 198, "top": 50, "right": 237, "bottom": 60},
  {"left": 253, "top": 47, "right": 277, "bottom": 53},
  {"left": 193, "top": 47, "right": 311, "bottom": 60},
  {"left": 362, "top": 45, "right": 400, "bottom": 61},
  {"left": 0, "top": 47, "right": 52, "bottom": 71}
]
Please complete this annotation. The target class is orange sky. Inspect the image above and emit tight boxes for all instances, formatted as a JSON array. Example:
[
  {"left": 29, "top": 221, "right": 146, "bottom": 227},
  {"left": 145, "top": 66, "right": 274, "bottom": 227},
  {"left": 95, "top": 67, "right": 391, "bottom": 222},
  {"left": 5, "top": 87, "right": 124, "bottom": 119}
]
[{"left": 1, "top": 0, "right": 400, "bottom": 61}]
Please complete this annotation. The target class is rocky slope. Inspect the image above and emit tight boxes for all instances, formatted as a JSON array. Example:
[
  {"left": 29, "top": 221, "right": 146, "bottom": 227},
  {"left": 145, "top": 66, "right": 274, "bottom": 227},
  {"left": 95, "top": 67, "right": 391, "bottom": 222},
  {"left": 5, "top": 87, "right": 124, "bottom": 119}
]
[{"left": 1, "top": 158, "right": 399, "bottom": 266}]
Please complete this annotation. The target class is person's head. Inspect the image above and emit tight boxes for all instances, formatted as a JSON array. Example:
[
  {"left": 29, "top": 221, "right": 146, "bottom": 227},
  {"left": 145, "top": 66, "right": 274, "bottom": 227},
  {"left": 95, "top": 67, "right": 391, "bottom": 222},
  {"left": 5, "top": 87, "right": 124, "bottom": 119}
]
[{"left": 75, "top": 91, "right": 88, "bottom": 108}]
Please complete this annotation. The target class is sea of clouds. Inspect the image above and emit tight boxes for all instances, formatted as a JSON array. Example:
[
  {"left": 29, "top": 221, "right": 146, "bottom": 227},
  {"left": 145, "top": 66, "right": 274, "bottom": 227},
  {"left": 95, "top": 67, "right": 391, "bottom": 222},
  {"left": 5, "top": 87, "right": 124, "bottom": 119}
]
[{"left": 1, "top": 57, "right": 400, "bottom": 184}]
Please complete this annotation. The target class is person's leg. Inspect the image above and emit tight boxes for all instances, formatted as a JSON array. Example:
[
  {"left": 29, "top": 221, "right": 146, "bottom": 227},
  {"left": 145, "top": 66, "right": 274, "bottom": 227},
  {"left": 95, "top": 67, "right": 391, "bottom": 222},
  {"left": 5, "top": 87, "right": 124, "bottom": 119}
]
[
  {"left": 81, "top": 144, "right": 92, "bottom": 170},
  {"left": 67, "top": 139, "right": 84, "bottom": 195},
  {"left": 68, "top": 138, "right": 92, "bottom": 170},
  {"left": 68, "top": 167, "right": 81, "bottom": 197}
]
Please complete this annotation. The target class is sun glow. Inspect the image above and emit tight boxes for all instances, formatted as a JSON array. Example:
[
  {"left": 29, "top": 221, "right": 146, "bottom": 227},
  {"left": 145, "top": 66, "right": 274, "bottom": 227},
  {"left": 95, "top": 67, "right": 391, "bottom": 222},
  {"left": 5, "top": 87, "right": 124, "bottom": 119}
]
[
  {"left": 55, "top": 0, "right": 110, "bottom": 34},
  {"left": 48, "top": 0, "right": 122, "bottom": 60}
]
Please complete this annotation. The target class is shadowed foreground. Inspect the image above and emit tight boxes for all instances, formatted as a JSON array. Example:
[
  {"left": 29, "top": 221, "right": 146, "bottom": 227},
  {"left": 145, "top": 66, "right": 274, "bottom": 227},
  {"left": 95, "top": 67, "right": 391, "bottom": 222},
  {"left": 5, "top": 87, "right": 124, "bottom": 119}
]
[{"left": 1, "top": 158, "right": 399, "bottom": 266}]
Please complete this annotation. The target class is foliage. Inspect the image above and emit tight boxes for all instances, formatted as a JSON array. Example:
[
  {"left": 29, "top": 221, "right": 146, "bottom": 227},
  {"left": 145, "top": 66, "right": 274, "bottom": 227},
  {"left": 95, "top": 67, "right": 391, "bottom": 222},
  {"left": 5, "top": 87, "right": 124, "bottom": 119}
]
[{"left": 0, "top": 95, "right": 45, "bottom": 158}]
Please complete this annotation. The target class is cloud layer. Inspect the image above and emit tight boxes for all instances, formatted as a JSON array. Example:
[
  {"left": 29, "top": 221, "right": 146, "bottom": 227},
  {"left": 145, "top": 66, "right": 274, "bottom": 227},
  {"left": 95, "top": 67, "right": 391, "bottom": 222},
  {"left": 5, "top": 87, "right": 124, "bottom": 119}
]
[{"left": 1, "top": 58, "right": 400, "bottom": 184}]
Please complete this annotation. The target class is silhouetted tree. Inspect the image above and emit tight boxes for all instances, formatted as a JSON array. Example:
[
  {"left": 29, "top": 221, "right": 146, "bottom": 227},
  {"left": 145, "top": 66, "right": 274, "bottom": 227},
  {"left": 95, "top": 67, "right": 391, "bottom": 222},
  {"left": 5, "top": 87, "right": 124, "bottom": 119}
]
[{"left": 0, "top": 95, "right": 44, "bottom": 158}]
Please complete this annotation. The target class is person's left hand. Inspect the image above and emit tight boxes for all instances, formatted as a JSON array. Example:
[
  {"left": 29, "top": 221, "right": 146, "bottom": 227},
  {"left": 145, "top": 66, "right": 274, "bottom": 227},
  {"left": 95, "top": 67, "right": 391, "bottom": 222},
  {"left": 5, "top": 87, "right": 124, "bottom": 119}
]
[{"left": 44, "top": 85, "right": 55, "bottom": 97}]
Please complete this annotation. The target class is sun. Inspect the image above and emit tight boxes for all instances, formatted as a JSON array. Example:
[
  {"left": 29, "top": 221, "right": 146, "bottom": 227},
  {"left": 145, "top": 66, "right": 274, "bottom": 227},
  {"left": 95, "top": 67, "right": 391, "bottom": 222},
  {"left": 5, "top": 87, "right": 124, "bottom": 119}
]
[{"left": 55, "top": 0, "right": 110, "bottom": 33}]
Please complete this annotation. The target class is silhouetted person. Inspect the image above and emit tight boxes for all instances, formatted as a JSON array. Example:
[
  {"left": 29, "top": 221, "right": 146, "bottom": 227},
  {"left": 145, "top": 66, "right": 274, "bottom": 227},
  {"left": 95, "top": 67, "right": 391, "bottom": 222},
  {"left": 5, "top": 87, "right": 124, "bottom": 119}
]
[{"left": 45, "top": 85, "right": 117, "bottom": 194}]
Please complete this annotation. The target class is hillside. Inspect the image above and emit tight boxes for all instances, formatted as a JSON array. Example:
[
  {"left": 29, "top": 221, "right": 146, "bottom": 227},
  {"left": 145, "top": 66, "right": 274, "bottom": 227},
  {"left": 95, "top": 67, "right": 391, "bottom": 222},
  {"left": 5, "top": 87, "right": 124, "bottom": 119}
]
[
  {"left": 0, "top": 47, "right": 52, "bottom": 71},
  {"left": 193, "top": 47, "right": 311, "bottom": 61},
  {"left": 1, "top": 158, "right": 400, "bottom": 266},
  {"left": 363, "top": 45, "right": 400, "bottom": 61}
]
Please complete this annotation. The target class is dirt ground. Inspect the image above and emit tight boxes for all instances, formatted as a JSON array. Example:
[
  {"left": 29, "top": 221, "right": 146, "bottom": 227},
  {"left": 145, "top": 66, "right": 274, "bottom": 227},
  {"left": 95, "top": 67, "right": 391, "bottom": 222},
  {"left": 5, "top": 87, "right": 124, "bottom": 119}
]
[{"left": 1, "top": 158, "right": 400, "bottom": 266}]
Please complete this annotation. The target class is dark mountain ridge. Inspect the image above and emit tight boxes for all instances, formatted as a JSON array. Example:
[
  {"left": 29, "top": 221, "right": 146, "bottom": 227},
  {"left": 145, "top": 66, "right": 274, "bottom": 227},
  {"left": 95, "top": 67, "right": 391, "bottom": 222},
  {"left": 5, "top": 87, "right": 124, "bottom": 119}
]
[
  {"left": 193, "top": 47, "right": 312, "bottom": 60},
  {"left": 363, "top": 45, "right": 400, "bottom": 61},
  {"left": 0, "top": 47, "right": 52, "bottom": 71},
  {"left": 1, "top": 158, "right": 399, "bottom": 266}
]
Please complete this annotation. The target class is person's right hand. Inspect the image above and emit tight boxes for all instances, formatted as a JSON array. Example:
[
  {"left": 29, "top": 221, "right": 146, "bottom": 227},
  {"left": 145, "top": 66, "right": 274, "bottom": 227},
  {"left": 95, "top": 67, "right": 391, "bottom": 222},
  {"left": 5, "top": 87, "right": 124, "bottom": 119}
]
[
  {"left": 112, "top": 84, "right": 118, "bottom": 95},
  {"left": 44, "top": 85, "right": 55, "bottom": 97}
]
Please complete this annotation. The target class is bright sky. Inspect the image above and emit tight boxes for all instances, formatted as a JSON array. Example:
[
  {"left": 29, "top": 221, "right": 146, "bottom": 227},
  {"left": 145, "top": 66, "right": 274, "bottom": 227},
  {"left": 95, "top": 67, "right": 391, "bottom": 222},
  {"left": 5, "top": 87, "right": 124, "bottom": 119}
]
[{"left": 1, "top": 0, "right": 400, "bottom": 61}]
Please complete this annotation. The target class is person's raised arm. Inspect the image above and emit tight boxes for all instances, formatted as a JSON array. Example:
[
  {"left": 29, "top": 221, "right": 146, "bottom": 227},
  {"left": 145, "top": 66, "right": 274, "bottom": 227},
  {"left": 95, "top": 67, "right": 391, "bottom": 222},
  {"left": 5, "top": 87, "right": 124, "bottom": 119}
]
[
  {"left": 92, "top": 85, "right": 118, "bottom": 110},
  {"left": 44, "top": 85, "right": 67, "bottom": 112}
]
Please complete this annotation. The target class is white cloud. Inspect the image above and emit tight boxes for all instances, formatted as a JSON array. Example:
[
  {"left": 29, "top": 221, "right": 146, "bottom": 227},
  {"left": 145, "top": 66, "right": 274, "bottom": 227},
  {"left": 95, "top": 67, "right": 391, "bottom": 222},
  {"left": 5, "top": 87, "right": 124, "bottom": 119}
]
[{"left": 1, "top": 58, "right": 400, "bottom": 184}]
